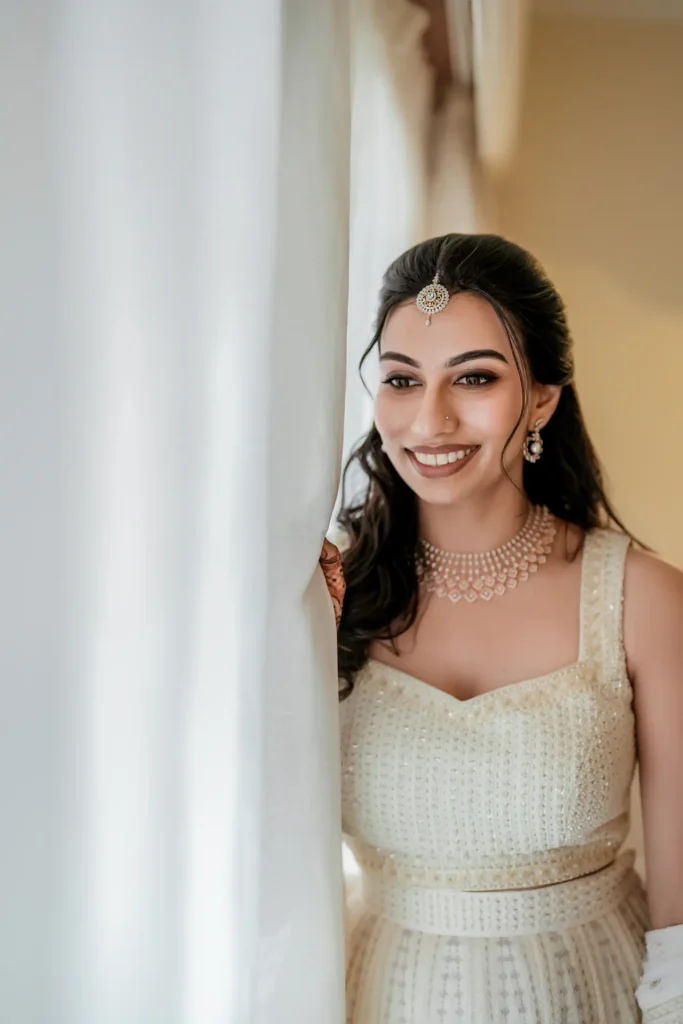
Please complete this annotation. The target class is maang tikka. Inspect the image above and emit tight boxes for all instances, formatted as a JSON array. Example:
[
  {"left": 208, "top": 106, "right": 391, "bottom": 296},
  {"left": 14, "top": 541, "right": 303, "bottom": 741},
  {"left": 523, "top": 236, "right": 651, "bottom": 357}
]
[{"left": 416, "top": 273, "right": 450, "bottom": 326}]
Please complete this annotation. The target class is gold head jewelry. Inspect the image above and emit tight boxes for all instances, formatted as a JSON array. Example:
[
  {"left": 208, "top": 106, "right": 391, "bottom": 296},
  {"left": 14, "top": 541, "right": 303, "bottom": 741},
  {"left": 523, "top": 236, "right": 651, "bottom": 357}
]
[{"left": 416, "top": 273, "right": 450, "bottom": 326}]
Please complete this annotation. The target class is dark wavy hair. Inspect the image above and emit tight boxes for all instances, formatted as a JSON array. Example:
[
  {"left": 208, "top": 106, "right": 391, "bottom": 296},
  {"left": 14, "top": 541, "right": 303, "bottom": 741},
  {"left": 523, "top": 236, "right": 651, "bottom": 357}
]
[{"left": 336, "top": 233, "right": 637, "bottom": 700}]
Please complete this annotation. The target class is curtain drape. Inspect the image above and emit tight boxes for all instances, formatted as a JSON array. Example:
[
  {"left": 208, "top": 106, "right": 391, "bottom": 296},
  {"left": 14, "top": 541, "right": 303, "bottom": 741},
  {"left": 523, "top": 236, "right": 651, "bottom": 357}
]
[
  {"left": 340, "top": 0, "right": 434, "bottom": 498},
  {"left": 470, "top": 0, "right": 531, "bottom": 178},
  {"left": 1, "top": 2, "right": 349, "bottom": 1022}
]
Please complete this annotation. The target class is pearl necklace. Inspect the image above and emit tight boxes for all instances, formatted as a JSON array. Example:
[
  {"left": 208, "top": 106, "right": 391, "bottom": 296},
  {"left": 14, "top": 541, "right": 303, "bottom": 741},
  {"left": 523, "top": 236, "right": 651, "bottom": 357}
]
[{"left": 416, "top": 505, "right": 556, "bottom": 604}]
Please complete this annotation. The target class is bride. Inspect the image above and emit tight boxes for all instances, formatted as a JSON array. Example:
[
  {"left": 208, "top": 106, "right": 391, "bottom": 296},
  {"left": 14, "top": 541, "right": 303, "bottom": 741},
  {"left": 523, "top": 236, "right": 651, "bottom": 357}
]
[{"left": 323, "top": 234, "right": 683, "bottom": 1023}]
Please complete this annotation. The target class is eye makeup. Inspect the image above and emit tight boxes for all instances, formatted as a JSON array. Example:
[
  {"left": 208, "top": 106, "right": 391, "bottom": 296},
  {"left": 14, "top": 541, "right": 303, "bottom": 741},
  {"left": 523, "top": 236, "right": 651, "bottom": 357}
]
[{"left": 381, "top": 370, "right": 500, "bottom": 390}]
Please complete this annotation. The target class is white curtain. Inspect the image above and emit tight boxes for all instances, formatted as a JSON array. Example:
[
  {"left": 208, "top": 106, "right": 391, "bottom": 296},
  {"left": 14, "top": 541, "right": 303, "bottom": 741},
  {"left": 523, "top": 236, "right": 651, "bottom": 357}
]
[
  {"left": 1, "top": 2, "right": 349, "bottom": 1022},
  {"left": 340, "top": 0, "right": 434, "bottom": 497},
  {"left": 470, "top": 0, "right": 531, "bottom": 178}
]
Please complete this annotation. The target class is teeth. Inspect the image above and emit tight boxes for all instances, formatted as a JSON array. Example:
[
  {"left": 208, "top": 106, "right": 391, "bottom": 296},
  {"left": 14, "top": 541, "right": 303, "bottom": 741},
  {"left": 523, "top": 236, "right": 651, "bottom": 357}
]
[{"left": 413, "top": 446, "right": 476, "bottom": 467}]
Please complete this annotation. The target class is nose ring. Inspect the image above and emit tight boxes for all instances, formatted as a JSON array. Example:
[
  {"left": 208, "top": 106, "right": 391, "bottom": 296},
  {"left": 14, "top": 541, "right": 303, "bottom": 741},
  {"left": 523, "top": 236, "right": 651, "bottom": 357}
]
[{"left": 445, "top": 415, "right": 450, "bottom": 420}]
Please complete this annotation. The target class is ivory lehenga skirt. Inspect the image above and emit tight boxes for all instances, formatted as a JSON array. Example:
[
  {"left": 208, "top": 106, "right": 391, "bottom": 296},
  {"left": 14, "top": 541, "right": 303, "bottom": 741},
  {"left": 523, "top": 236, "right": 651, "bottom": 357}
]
[{"left": 345, "top": 852, "right": 648, "bottom": 1024}]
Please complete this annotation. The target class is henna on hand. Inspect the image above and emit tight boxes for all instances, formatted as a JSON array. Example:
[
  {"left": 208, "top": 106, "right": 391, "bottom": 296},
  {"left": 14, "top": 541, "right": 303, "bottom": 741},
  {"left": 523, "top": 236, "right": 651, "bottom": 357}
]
[{"left": 320, "top": 538, "right": 346, "bottom": 629}]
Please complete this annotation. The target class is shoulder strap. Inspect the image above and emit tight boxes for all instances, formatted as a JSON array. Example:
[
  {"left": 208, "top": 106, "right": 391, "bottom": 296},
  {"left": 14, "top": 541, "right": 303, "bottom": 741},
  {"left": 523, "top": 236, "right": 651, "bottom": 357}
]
[{"left": 580, "top": 528, "right": 630, "bottom": 684}]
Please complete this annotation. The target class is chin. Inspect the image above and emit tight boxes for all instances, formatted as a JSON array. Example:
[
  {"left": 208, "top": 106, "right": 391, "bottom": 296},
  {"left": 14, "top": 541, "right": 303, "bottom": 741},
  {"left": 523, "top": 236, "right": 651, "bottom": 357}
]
[
  {"left": 400, "top": 465, "right": 478, "bottom": 505},
  {"left": 397, "top": 451, "right": 502, "bottom": 507},
  {"left": 414, "top": 480, "right": 476, "bottom": 506}
]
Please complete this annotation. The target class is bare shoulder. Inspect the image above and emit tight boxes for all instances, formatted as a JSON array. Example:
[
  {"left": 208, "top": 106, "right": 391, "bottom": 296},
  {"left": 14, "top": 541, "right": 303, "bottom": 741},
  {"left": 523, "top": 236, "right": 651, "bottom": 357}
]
[
  {"left": 624, "top": 544, "right": 683, "bottom": 607},
  {"left": 623, "top": 543, "right": 683, "bottom": 681}
]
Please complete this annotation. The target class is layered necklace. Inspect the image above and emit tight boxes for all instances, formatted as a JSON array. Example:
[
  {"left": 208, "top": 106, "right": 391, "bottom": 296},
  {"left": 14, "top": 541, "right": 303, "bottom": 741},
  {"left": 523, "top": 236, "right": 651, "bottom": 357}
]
[{"left": 416, "top": 505, "right": 556, "bottom": 604}]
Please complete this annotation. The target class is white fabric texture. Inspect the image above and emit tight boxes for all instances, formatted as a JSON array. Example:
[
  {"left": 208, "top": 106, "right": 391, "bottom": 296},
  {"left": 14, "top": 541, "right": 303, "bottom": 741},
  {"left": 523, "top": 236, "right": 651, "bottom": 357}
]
[
  {"left": 471, "top": 0, "right": 532, "bottom": 177},
  {"left": 340, "top": 529, "right": 650, "bottom": 1021},
  {"left": 1, "top": 2, "right": 349, "bottom": 1022},
  {"left": 345, "top": 889, "right": 648, "bottom": 1022},
  {"left": 341, "top": 0, "right": 434, "bottom": 501},
  {"left": 643, "top": 998, "right": 683, "bottom": 1024},
  {"left": 637, "top": 924, "right": 683, "bottom": 1020},
  {"left": 342, "top": 530, "right": 635, "bottom": 890}
]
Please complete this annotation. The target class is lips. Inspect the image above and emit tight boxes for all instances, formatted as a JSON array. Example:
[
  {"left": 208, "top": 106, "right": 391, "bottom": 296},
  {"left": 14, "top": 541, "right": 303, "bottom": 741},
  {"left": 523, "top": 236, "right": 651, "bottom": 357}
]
[
  {"left": 406, "top": 445, "right": 480, "bottom": 478},
  {"left": 410, "top": 444, "right": 473, "bottom": 455},
  {"left": 411, "top": 445, "right": 478, "bottom": 467}
]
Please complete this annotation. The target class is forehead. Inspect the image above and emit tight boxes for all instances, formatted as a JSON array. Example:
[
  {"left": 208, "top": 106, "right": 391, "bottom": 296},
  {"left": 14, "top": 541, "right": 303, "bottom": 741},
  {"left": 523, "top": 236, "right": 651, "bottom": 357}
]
[{"left": 381, "top": 291, "right": 515, "bottom": 364}]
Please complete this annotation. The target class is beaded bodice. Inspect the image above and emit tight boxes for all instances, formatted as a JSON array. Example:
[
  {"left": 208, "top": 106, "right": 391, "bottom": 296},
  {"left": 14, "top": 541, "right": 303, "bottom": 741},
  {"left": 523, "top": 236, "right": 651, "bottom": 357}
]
[{"left": 339, "top": 528, "right": 636, "bottom": 892}]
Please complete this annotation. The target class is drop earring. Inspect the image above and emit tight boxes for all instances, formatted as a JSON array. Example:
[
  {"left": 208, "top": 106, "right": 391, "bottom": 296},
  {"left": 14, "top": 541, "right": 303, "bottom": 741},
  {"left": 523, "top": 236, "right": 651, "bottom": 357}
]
[{"left": 523, "top": 419, "right": 544, "bottom": 463}]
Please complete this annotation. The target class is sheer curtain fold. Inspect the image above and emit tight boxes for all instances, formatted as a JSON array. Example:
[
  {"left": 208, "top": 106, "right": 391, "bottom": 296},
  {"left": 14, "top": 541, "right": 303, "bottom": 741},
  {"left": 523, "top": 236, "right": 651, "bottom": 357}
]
[
  {"left": 340, "top": 0, "right": 434, "bottom": 495},
  {"left": 470, "top": 0, "right": 531, "bottom": 178},
  {"left": 2, "top": 2, "right": 349, "bottom": 1022}
]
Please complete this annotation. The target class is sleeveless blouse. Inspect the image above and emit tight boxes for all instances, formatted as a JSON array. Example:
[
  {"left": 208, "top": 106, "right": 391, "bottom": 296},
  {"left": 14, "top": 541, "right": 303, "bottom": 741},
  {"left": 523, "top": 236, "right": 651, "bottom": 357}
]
[{"left": 340, "top": 527, "right": 636, "bottom": 894}]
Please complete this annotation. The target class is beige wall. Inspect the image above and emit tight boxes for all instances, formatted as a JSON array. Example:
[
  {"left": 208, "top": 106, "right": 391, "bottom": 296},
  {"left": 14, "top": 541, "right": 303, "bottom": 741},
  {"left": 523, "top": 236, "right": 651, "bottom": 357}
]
[
  {"left": 496, "top": 14, "right": 683, "bottom": 876},
  {"left": 497, "top": 15, "right": 683, "bottom": 566}
]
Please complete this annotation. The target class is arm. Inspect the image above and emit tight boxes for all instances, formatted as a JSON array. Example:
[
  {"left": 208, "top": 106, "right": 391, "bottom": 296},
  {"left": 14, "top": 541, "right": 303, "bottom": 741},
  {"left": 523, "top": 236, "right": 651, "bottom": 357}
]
[
  {"left": 320, "top": 538, "right": 345, "bottom": 629},
  {"left": 623, "top": 548, "right": 683, "bottom": 1020},
  {"left": 624, "top": 549, "right": 683, "bottom": 928}
]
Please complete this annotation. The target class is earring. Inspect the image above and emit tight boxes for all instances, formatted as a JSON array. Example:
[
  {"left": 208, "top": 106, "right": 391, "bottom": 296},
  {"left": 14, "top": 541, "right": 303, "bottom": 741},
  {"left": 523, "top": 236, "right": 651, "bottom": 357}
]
[{"left": 523, "top": 420, "right": 544, "bottom": 463}]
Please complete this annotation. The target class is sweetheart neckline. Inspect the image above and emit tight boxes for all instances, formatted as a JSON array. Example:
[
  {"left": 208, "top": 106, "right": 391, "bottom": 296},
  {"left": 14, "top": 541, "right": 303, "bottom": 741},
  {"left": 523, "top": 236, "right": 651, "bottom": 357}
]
[
  {"left": 360, "top": 531, "right": 600, "bottom": 709},
  {"left": 363, "top": 656, "right": 591, "bottom": 709}
]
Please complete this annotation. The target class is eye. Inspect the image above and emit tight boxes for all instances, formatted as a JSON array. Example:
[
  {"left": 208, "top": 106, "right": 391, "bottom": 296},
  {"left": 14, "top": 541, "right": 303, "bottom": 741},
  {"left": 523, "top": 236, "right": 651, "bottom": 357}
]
[
  {"left": 382, "top": 374, "right": 419, "bottom": 389},
  {"left": 456, "top": 373, "right": 498, "bottom": 387}
]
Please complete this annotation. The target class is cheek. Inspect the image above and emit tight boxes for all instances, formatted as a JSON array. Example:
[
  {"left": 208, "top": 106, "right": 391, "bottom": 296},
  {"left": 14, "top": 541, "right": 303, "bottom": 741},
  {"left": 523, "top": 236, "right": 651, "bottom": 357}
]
[
  {"left": 475, "top": 383, "right": 525, "bottom": 438},
  {"left": 373, "top": 392, "right": 408, "bottom": 436},
  {"left": 488, "top": 398, "right": 522, "bottom": 435}
]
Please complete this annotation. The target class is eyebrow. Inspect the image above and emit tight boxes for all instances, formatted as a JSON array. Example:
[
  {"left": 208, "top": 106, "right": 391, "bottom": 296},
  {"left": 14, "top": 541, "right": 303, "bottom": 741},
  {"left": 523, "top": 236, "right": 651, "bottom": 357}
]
[{"left": 379, "top": 348, "right": 508, "bottom": 369}]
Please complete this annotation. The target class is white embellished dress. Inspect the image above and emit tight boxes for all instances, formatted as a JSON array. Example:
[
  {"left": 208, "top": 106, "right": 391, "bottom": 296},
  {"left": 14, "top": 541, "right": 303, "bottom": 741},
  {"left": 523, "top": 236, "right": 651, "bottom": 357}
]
[{"left": 340, "top": 528, "right": 649, "bottom": 1023}]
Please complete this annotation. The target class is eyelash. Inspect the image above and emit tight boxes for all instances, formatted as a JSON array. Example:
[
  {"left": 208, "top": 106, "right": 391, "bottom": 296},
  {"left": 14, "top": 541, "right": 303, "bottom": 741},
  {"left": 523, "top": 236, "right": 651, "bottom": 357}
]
[{"left": 382, "top": 372, "right": 498, "bottom": 390}]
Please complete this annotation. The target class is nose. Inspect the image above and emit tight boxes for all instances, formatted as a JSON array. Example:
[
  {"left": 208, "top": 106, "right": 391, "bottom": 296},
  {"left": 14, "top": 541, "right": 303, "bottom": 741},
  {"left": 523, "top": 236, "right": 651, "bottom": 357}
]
[{"left": 410, "top": 388, "right": 458, "bottom": 440}]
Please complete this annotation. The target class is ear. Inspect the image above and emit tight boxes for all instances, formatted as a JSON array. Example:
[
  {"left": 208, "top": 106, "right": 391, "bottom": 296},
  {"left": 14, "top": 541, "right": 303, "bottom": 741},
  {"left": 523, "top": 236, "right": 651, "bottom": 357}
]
[{"left": 529, "top": 384, "right": 562, "bottom": 429}]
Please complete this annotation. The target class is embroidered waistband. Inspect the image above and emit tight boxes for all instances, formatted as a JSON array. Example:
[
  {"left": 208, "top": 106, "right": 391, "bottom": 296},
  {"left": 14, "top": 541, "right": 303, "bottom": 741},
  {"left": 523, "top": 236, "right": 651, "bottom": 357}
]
[
  {"left": 361, "top": 851, "right": 640, "bottom": 937},
  {"left": 346, "top": 836, "right": 621, "bottom": 893}
]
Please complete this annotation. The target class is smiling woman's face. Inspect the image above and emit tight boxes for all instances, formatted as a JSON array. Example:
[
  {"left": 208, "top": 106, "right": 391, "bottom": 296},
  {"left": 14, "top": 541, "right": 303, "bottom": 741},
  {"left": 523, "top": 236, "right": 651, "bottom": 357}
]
[{"left": 374, "top": 291, "right": 541, "bottom": 507}]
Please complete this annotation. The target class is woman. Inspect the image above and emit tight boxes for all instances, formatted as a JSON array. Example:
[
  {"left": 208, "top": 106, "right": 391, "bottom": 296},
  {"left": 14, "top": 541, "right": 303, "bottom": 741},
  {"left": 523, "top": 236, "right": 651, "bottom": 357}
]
[{"left": 324, "top": 234, "right": 683, "bottom": 1023}]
